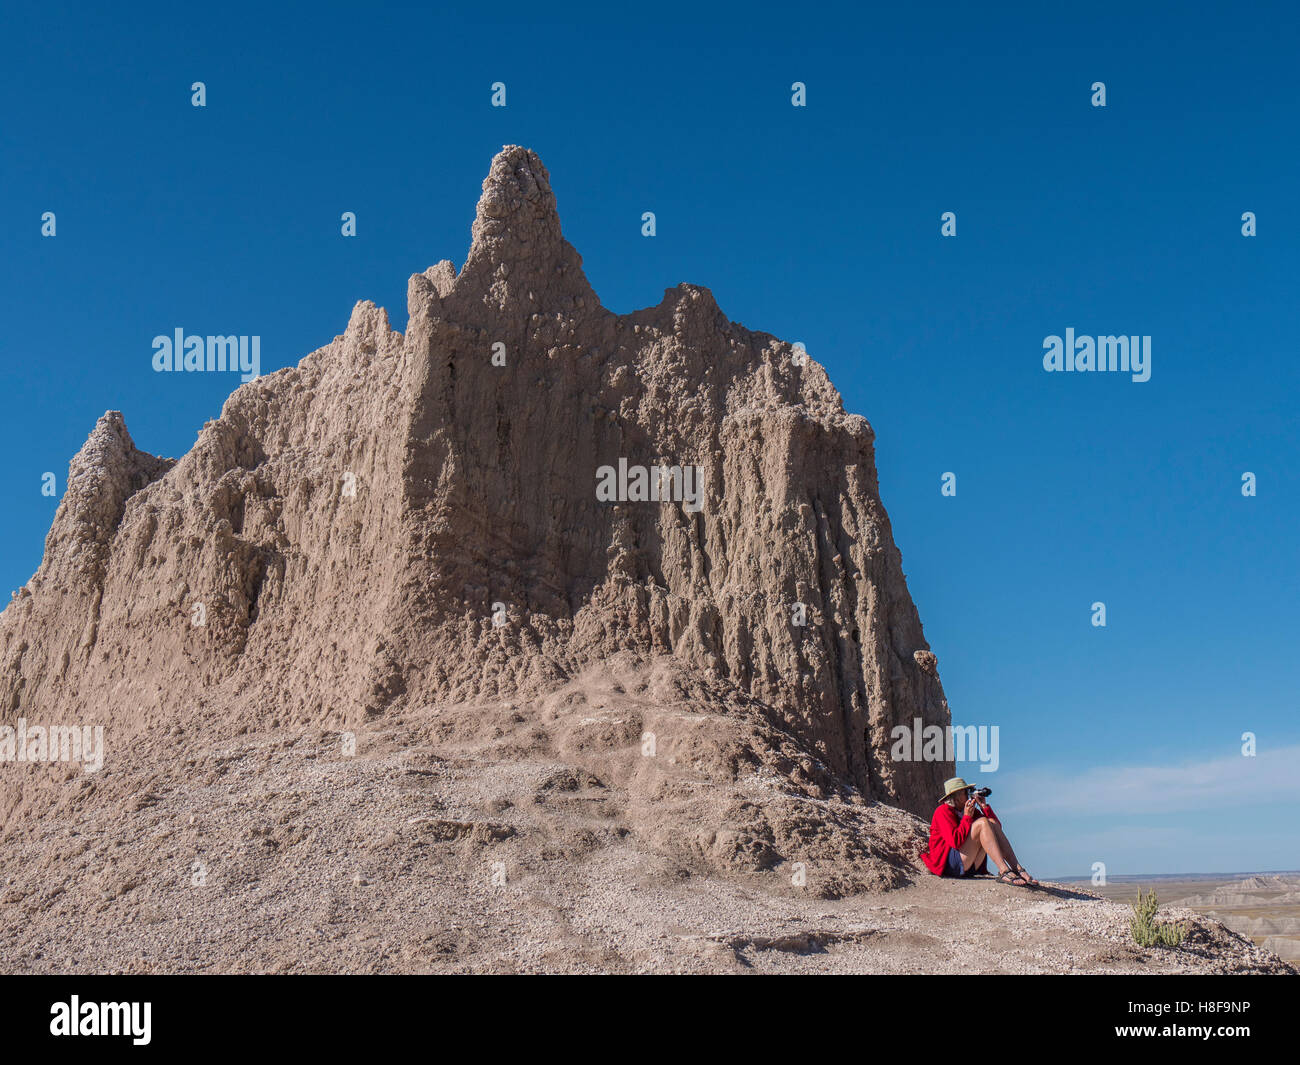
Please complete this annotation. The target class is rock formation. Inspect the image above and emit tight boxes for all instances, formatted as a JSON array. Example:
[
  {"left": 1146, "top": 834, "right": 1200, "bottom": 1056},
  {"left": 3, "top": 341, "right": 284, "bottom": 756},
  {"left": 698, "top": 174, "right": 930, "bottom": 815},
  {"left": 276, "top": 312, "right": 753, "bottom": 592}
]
[{"left": 1, "top": 146, "right": 954, "bottom": 896}]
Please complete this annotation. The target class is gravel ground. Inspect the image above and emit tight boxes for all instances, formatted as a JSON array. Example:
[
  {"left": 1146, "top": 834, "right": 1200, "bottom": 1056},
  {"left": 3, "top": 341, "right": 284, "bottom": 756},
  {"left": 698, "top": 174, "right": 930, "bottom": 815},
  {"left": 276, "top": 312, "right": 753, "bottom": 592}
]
[{"left": 1, "top": 718, "right": 1291, "bottom": 975}]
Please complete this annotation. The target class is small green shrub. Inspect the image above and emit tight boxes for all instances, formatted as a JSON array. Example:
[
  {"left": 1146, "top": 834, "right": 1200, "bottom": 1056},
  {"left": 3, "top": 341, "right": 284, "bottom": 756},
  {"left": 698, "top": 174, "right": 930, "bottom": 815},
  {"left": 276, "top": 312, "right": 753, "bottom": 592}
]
[{"left": 1130, "top": 888, "right": 1186, "bottom": 948}]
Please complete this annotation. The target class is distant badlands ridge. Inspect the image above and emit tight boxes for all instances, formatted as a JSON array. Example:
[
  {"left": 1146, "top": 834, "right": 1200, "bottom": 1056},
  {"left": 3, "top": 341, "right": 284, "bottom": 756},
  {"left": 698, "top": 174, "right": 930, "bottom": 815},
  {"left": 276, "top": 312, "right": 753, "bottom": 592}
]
[
  {"left": 1177, "top": 875, "right": 1300, "bottom": 960},
  {"left": 1, "top": 145, "right": 952, "bottom": 896},
  {"left": 1085, "top": 874, "right": 1300, "bottom": 964}
]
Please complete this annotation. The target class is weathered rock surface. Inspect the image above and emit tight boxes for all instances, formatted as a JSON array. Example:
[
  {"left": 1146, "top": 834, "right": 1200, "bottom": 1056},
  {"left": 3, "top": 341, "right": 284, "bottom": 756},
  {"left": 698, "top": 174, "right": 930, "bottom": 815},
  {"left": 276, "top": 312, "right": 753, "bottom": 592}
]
[{"left": 2, "top": 145, "right": 954, "bottom": 910}]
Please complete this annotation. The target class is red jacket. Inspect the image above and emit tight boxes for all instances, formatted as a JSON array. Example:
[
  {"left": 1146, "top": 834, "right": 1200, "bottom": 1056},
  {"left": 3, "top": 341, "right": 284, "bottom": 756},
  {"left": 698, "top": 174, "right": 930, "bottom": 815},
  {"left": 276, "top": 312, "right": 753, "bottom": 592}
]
[{"left": 922, "top": 801, "right": 1000, "bottom": 875}]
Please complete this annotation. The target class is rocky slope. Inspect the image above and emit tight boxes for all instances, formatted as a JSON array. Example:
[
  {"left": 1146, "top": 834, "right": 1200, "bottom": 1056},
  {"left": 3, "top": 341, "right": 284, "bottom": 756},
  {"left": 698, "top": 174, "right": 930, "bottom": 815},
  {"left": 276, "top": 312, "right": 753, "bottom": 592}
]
[{"left": 0, "top": 711, "right": 1291, "bottom": 974}]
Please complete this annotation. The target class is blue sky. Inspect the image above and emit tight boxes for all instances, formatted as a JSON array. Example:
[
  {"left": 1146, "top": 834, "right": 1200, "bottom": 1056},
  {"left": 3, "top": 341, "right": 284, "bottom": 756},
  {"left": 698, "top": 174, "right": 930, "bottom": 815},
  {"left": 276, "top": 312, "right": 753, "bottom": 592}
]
[{"left": 2, "top": 1, "right": 1296, "bottom": 878}]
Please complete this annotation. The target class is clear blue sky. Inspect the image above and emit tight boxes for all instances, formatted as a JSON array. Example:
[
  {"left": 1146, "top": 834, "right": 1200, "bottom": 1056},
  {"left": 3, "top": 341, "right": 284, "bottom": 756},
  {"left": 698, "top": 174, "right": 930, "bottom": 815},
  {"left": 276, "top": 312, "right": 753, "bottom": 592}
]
[{"left": 2, "top": 1, "right": 1296, "bottom": 878}]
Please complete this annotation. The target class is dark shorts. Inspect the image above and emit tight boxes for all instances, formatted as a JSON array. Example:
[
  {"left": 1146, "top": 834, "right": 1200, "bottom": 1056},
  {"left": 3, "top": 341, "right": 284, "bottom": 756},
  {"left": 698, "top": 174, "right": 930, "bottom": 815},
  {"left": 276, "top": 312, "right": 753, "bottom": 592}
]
[{"left": 944, "top": 847, "right": 970, "bottom": 878}]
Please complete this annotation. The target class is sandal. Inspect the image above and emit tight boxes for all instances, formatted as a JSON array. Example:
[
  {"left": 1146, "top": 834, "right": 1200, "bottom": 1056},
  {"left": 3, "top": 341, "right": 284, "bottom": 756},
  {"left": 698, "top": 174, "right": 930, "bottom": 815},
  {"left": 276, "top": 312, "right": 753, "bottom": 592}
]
[
  {"left": 1015, "top": 865, "right": 1040, "bottom": 887},
  {"left": 996, "top": 868, "right": 1031, "bottom": 887}
]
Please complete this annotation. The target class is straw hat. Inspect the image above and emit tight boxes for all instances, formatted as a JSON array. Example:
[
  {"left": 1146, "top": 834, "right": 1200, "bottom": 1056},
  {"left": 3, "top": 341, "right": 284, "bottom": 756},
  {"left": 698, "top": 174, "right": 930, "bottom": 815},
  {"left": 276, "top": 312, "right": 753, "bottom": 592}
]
[{"left": 941, "top": 777, "right": 974, "bottom": 800}]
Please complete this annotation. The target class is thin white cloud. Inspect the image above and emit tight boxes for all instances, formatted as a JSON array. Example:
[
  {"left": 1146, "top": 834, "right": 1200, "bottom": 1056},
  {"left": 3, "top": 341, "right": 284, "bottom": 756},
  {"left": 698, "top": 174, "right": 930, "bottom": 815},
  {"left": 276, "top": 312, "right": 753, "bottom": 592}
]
[{"left": 996, "top": 744, "right": 1300, "bottom": 815}]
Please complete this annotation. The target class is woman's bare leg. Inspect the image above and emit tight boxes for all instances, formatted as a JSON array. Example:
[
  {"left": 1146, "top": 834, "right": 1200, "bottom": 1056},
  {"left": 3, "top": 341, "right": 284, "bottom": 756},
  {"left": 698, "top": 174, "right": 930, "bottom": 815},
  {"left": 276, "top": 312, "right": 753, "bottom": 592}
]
[
  {"left": 959, "top": 818, "right": 1008, "bottom": 873},
  {"left": 987, "top": 820, "right": 1037, "bottom": 883},
  {"left": 961, "top": 818, "right": 1016, "bottom": 875},
  {"left": 988, "top": 821, "right": 1019, "bottom": 870},
  {"left": 957, "top": 834, "right": 986, "bottom": 870}
]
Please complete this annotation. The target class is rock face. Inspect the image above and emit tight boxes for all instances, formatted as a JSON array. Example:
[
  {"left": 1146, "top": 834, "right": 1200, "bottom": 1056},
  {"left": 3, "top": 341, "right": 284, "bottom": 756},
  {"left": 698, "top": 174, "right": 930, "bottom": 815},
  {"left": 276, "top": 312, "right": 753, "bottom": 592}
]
[{"left": 0, "top": 147, "right": 953, "bottom": 894}]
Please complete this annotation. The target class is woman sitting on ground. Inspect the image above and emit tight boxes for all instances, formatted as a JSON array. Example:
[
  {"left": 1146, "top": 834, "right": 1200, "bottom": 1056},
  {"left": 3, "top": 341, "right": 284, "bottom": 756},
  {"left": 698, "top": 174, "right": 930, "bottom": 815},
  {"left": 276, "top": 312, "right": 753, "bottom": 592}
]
[{"left": 921, "top": 777, "right": 1039, "bottom": 887}]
